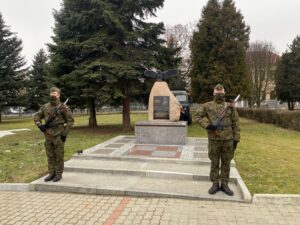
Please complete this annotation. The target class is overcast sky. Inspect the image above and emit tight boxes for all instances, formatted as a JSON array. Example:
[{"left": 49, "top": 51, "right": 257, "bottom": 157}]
[{"left": 1, "top": 0, "right": 300, "bottom": 65}]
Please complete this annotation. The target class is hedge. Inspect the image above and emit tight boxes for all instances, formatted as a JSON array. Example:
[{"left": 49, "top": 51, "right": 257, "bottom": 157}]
[{"left": 237, "top": 108, "right": 300, "bottom": 131}]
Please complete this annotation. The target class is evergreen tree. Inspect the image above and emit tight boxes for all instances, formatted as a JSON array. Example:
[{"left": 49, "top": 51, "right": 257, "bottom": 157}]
[
  {"left": 48, "top": 0, "right": 173, "bottom": 130},
  {"left": 275, "top": 36, "right": 300, "bottom": 110},
  {"left": 26, "top": 49, "right": 50, "bottom": 111},
  {"left": 189, "top": 0, "right": 250, "bottom": 103},
  {"left": 0, "top": 13, "right": 27, "bottom": 122}
]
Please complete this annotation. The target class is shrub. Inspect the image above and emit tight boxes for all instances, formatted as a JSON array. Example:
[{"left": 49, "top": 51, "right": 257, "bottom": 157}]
[{"left": 237, "top": 108, "right": 300, "bottom": 131}]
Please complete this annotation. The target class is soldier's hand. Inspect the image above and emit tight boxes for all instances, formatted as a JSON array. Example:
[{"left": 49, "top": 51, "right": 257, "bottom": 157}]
[
  {"left": 61, "top": 135, "right": 67, "bottom": 142},
  {"left": 233, "top": 141, "right": 239, "bottom": 150},
  {"left": 206, "top": 124, "right": 217, "bottom": 131},
  {"left": 38, "top": 125, "right": 47, "bottom": 133}
]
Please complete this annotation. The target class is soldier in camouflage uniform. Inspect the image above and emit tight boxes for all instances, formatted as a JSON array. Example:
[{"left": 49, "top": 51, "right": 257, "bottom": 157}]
[
  {"left": 195, "top": 84, "right": 240, "bottom": 196},
  {"left": 34, "top": 87, "right": 74, "bottom": 182}
]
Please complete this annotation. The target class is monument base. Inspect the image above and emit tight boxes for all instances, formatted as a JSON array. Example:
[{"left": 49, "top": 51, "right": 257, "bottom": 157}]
[{"left": 135, "top": 121, "right": 187, "bottom": 145}]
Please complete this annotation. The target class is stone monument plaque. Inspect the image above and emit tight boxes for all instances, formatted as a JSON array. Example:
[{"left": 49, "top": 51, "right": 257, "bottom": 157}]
[
  {"left": 153, "top": 96, "right": 169, "bottom": 120},
  {"left": 146, "top": 81, "right": 181, "bottom": 121},
  {"left": 135, "top": 68, "right": 187, "bottom": 145}
]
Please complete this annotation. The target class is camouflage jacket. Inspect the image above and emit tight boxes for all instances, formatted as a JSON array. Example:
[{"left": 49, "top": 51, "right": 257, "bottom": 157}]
[
  {"left": 195, "top": 100, "right": 240, "bottom": 141},
  {"left": 34, "top": 101, "right": 74, "bottom": 136}
]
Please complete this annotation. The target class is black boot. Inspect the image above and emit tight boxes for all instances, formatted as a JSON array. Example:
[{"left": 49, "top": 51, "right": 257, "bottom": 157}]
[
  {"left": 44, "top": 174, "right": 55, "bottom": 182},
  {"left": 208, "top": 182, "right": 219, "bottom": 194},
  {"left": 52, "top": 174, "right": 62, "bottom": 182},
  {"left": 221, "top": 183, "right": 234, "bottom": 196}
]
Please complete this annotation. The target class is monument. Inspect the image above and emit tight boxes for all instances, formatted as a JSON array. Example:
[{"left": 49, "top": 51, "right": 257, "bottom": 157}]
[{"left": 135, "top": 69, "right": 187, "bottom": 145}]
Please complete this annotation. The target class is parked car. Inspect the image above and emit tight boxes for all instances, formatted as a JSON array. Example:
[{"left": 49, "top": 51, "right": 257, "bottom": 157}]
[{"left": 171, "top": 90, "right": 192, "bottom": 125}]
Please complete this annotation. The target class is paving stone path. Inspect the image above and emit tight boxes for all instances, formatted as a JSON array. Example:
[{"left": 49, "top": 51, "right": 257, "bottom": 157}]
[
  {"left": 0, "top": 191, "right": 299, "bottom": 225},
  {"left": 0, "top": 129, "right": 31, "bottom": 138}
]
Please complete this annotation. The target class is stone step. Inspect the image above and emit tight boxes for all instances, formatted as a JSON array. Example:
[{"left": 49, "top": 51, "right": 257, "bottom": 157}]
[
  {"left": 64, "top": 158, "right": 240, "bottom": 182},
  {"left": 72, "top": 154, "right": 236, "bottom": 167},
  {"left": 31, "top": 172, "right": 248, "bottom": 202},
  {"left": 30, "top": 136, "right": 251, "bottom": 202}
]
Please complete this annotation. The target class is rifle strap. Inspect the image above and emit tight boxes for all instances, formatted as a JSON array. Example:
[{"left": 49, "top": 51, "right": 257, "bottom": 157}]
[
  {"left": 217, "top": 103, "right": 231, "bottom": 121},
  {"left": 216, "top": 103, "right": 226, "bottom": 118}
]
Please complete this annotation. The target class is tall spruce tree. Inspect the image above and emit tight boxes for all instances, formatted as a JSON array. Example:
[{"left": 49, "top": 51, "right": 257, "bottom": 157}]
[
  {"left": 26, "top": 49, "right": 50, "bottom": 111},
  {"left": 189, "top": 0, "right": 250, "bottom": 103},
  {"left": 275, "top": 36, "right": 300, "bottom": 110},
  {"left": 48, "top": 0, "right": 173, "bottom": 129},
  {"left": 0, "top": 13, "right": 27, "bottom": 122}
]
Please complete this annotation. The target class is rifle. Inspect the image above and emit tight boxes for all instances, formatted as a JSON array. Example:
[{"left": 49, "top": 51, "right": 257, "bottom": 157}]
[
  {"left": 44, "top": 98, "right": 69, "bottom": 129},
  {"left": 212, "top": 94, "right": 240, "bottom": 134}
]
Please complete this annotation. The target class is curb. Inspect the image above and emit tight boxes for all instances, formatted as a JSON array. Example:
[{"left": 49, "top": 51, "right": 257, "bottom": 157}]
[
  {"left": 253, "top": 194, "right": 300, "bottom": 205},
  {"left": 0, "top": 183, "right": 30, "bottom": 192}
]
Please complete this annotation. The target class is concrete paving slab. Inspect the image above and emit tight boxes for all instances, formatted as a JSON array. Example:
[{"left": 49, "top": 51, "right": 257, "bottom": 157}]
[
  {"left": 115, "top": 139, "right": 132, "bottom": 143},
  {"left": 105, "top": 143, "right": 124, "bottom": 148},
  {"left": 93, "top": 149, "right": 115, "bottom": 154},
  {"left": 131, "top": 145, "right": 157, "bottom": 151},
  {"left": 121, "top": 136, "right": 135, "bottom": 139},
  {"left": 151, "top": 151, "right": 178, "bottom": 158}
]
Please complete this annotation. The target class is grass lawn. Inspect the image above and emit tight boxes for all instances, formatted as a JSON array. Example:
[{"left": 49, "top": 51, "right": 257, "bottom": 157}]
[{"left": 0, "top": 113, "right": 299, "bottom": 194}]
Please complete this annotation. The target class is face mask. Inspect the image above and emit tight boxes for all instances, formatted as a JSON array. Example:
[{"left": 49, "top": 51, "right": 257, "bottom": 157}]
[
  {"left": 214, "top": 94, "right": 225, "bottom": 103},
  {"left": 50, "top": 96, "right": 57, "bottom": 101},
  {"left": 50, "top": 95, "right": 59, "bottom": 105}
]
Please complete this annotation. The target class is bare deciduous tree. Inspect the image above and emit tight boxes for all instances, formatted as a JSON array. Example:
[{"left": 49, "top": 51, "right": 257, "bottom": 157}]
[
  {"left": 164, "top": 23, "right": 196, "bottom": 91},
  {"left": 246, "top": 41, "right": 279, "bottom": 107}
]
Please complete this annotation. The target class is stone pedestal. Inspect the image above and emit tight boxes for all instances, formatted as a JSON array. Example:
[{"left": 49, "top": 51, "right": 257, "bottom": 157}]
[
  {"left": 135, "top": 121, "right": 187, "bottom": 145},
  {"left": 148, "top": 81, "right": 181, "bottom": 122}
]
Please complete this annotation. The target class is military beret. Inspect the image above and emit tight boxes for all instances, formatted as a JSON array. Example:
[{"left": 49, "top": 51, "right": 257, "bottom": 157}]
[
  {"left": 213, "top": 84, "right": 225, "bottom": 94},
  {"left": 214, "top": 84, "right": 224, "bottom": 91},
  {"left": 50, "top": 87, "right": 61, "bottom": 94}
]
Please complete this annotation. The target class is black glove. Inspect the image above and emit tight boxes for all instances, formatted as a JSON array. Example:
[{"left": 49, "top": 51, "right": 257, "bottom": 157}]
[
  {"left": 206, "top": 124, "right": 217, "bottom": 131},
  {"left": 38, "top": 125, "right": 47, "bottom": 133},
  {"left": 61, "top": 135, "right": 67, "bottom": 142},
  {"left": 233, "top": 141, "right": 239, "bottom": 150}
]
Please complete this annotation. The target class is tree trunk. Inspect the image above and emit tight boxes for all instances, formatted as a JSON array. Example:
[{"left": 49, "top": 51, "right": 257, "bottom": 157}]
[
  {"left": 248, "top": 97, "right": 255, "bottom": 108},
  {"left": 88, "top": 98, "right": 97, "bottom": 127},
  {"left": 288, "top": 99, "right": 295, "bottom": 111},
  {"left": 122, "top": 86, "right": 131, "bottom": 131},
  {"left": 18, "top": 107, "right": 22, "bottom": 119},
  {"left": 291, "top": 99, "right": 295, "bottom": 110}
]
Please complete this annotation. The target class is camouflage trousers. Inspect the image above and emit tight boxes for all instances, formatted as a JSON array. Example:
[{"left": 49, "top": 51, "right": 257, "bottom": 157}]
[
  {"left": 208, "top": 139, "right": 234, "bottom": 184},
  {"left": 44, "top": 134, "right": 65, "bottom": 176}
]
